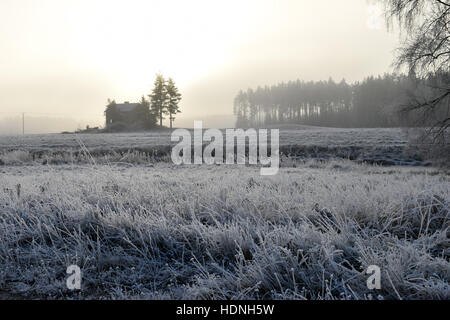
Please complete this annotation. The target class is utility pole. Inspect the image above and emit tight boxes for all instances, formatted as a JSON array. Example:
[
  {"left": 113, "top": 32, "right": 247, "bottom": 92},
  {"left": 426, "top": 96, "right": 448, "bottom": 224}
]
[{"left": 22, "top": 113, "right": 25, "bottom": 135}]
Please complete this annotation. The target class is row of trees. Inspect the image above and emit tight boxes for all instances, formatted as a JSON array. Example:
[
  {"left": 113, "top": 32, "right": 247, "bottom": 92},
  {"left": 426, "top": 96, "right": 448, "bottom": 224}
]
[
  {"left": 105, "top": 74, "right": 182, "bottom": 130},
  {"left": 235, "top": 0, "right": 449, "bottom": 133},
  {"left": 233, "top": 74, "right": 419, "bottom": 128}
]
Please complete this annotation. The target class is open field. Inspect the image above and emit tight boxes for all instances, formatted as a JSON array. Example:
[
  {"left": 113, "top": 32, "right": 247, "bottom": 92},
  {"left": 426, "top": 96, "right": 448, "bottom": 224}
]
[
  {"left": 0, "top": 127, "right": 408, "bottom": 151},
  {"left": 0, "top": 127, "right": 423, "bottom": 166},
  {"left": 0, "top": 128, "right": 448, "bottom": 300},
  {"left": 0, "top": 160, "right": 448, "bottom": 300}
]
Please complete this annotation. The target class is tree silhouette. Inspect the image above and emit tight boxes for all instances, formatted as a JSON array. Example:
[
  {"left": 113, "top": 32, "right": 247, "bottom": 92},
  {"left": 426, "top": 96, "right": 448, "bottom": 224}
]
[
  {"left": 149, "top": 74, "right": 168, "bottom": 127},
  {"left": 165, "top": 78, "right": 182, "bottom": 129},
  {"left": 135, "top": 96, "right": 157, "bottom": 129},
  {"left": 104, "top": 99, "right": 119, "bottom": 126},
  {"left": 383, "top": 0, "right": 450, "bottom": 140}
]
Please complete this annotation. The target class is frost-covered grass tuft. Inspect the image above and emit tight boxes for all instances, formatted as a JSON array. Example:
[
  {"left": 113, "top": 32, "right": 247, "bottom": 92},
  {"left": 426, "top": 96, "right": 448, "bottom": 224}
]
[{"left": 0, "top": 162, "right": 448, "bottom": 300}]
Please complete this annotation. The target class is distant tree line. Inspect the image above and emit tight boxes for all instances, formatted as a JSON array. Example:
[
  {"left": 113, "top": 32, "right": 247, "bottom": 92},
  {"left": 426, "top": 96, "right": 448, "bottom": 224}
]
[
  {"left": 105, "top": 74, "right": 182, "bottom": 131},
  {"left": 233, "top": 72, "right": 449, "bottom": 128}
]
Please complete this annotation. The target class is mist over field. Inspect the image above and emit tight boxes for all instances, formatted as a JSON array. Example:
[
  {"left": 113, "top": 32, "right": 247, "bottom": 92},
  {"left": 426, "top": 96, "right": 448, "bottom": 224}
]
[
  {"left": 0, "top": 0, "right": 449, "bottom": 303},
  {"left": 0, "top": 0, "right": 400, "bottom": 134}
]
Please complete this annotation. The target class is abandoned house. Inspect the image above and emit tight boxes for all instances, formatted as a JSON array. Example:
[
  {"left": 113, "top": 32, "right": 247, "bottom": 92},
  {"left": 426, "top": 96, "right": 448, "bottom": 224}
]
[{"left": 105, "top": 101, "right": 140, "bottom": 127}]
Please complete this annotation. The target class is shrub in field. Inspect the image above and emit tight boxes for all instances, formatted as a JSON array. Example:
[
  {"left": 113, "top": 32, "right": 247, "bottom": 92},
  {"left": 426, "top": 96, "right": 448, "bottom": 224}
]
[{"left": 0, "top": 150, "right": 32, "bottom": 165}]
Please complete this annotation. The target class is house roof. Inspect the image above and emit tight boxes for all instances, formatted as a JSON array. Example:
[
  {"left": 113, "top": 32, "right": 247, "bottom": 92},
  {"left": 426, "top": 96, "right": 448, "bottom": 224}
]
[{"left": 116, "top": 103, "right": 139, "bottom": 112}]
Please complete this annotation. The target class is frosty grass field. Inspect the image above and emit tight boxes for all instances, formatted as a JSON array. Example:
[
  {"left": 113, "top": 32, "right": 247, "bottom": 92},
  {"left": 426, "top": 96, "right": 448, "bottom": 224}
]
[{"left": 0, "top": 127, "right": 448, "bottom": 299}]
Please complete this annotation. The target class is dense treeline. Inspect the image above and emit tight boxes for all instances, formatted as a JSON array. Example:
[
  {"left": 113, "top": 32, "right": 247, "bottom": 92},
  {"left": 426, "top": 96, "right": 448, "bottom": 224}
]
[{"left": 233, "top": 73, "right": 426, "bottom": 128}]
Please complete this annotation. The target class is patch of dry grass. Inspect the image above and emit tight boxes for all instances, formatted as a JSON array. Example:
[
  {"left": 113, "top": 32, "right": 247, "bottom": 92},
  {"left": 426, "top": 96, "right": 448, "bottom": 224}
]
[{"left": 0, "top": 162, "right": 448, "bottom": 299}]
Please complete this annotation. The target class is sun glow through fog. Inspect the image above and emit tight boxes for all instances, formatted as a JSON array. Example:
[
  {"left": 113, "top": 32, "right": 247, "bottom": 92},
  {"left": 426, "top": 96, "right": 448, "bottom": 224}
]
[{"left": 68, "top": 0, "right": 264, "bottom": 88}]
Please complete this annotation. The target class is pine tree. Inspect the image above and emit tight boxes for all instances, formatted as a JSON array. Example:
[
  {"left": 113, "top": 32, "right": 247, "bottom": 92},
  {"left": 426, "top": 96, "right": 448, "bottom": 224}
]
[
  {"left": 149, "top": 74, "right": 168, "bottom": 127},
  {"left": 135, "top": 96, "right": 157, "bottom": 129},
  {"left": 165, "top": 78, "right": 182, "bottom": 129}
]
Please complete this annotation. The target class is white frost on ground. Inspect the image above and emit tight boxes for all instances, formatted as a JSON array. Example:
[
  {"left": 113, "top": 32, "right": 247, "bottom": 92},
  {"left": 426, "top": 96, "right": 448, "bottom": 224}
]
[
  {"left": 0, "top": 128, "right": 421, "bottom": 166},
  {"left": 0, "top": 161, "right": 448, "bottom": 299}
]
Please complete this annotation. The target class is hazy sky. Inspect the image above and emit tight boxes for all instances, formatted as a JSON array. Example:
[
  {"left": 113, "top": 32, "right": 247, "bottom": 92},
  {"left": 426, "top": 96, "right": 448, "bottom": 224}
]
[{"left": 0, "top": 0, "right": 399, "bottom": 132}]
